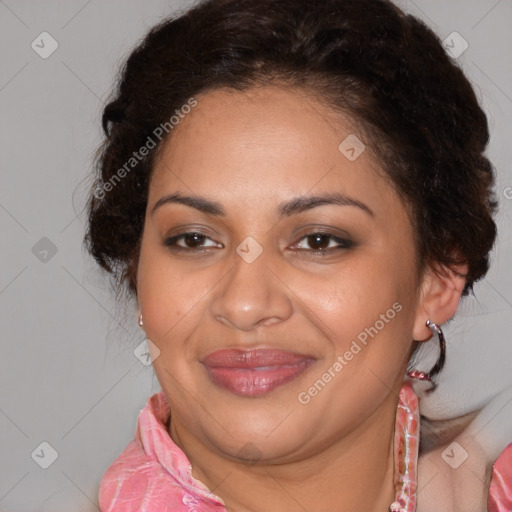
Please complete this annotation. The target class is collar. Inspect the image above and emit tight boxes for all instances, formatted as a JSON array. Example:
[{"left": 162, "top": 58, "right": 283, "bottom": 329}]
[{"left": 136, "top": 391, "right": 227, "bottom": 507}]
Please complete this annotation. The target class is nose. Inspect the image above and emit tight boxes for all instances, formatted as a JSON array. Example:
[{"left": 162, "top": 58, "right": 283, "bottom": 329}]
[{"left": 209, "top": 244, "right": 293, "bottom": 332}]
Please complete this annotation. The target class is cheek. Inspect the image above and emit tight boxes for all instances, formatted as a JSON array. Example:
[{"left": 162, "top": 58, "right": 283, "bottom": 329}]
[
  {"left": 136, "top": 240, "right": 218, "bottom": 346},
  {"left": 304, "top": 252, "right": 412, "bottom": 333},
  {"left": 300, "top": 249, "right": 418, "bottom": 379},
  {"left": 137, "top": 239, "right": 183, "bottom": 334}
]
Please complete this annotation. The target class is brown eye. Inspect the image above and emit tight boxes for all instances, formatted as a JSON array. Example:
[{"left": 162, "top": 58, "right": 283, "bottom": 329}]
[
  {"left": 293, "top": 232, "right": 353, "bottom": 253},
  {"left": 164, "top": 232, "right": 221, "bottom": 251},
  {"left": 306, "top": 234, "right": 330, "bottom": 250},
  {"left": 181, "top": 233, "right": 207, "bottom": 248}
]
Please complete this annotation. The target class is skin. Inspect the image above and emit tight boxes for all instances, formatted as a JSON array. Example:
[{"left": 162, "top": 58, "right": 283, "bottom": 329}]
[{"left": 135, "top": 85, "right": 466, "bottom": 512}]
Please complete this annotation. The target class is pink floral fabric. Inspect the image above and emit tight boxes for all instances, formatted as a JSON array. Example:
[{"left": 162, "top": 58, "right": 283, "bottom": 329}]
[{"left": 98, "top": 388, "right": 512, "bottom": 511}]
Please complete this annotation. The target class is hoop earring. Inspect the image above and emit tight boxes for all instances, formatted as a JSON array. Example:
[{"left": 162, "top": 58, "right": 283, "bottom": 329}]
[
  {"left": 407, "top": 320, "right": 446, "bottom": 392},
  {"left": 138, "top": 313, "right": 144, "bottom": 327}
]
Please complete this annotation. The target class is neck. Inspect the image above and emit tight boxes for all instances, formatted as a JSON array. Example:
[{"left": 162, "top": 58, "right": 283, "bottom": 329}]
[{"left": 169, "top": 390, "right": 399, "bottom": 512}]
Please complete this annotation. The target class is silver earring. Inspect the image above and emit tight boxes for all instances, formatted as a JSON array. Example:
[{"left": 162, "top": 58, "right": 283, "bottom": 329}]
[
  {"left": 138, "top": 313, "right": 143, "bottom": 327},
  {"left": 407, "top": 320, "right": 446, "bottom": 392}
]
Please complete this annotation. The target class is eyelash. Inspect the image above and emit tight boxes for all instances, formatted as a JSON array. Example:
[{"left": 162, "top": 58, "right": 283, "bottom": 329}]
[{"left": 163, "top": 231, "right": 354, "bottom": 255}]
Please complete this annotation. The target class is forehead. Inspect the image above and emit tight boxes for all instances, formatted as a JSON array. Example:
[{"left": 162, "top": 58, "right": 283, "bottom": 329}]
[{"left": 149, "top": 85, "right": 402, "bottom": 220}]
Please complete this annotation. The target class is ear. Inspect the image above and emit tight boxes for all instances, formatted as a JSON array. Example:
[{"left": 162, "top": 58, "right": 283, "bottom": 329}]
[{"left": 412, "top": 262, "right": 468, "bottom": 341}]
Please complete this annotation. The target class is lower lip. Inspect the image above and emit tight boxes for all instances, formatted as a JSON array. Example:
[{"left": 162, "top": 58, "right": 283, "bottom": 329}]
[{"left": 203, "top": 360, "right": 315, "bottom": 397}]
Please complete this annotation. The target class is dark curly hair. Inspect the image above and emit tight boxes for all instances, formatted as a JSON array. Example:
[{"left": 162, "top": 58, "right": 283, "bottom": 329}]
[{"left": 84, "top": 0, "right": 497, "bottom": 299}]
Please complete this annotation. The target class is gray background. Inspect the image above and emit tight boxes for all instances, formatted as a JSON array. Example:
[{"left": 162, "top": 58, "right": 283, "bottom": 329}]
[{"left": 1, "top": 1, "right": 511, "bottom": 510}]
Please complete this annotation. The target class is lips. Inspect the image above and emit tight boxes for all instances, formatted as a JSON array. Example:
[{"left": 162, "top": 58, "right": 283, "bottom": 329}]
[{"left": 201, "top": 348, "right": 316, "bottom": 397}]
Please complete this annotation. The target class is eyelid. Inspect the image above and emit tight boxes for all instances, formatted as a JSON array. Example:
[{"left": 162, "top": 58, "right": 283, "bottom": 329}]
[
  {"left": 163, "top": 230, "right": 223, "bottom": 250},
  {"left": 289, "top": 224, "right": 353, "bottom": 242},
  {"left": 289, "top": 232, "right": 354, "bottom": 252}
]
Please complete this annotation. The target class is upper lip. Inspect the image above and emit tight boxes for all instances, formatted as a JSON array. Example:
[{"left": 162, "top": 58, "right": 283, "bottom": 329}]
[{"left": 201, "top": 347, "right": 316, "bottom": 368}]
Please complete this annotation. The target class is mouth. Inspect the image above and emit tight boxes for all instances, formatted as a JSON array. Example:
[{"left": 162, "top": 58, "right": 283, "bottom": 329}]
[{"left": 201, "top": 348, "right": 316, "bottom": 397}]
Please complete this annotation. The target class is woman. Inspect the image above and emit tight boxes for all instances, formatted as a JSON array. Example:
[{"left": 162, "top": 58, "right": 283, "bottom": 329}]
[{"left": 84, "top": 0, "right": 511, "bottom": 510}]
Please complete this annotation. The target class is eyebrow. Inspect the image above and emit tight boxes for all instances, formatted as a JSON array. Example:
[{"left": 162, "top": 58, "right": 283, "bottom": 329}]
[{"left": 151, "top": 192, "right": 374, "bottom": 218}]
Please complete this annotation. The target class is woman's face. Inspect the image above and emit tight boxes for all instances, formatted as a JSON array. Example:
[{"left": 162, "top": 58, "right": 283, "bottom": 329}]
[{"left": 136, "top": 85, "right": 424, "bottom": 463}]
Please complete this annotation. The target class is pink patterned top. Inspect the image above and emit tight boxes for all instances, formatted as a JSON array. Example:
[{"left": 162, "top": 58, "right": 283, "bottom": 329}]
[{"left": 98, "top": 384, "right": 512, "bottom": 511}]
